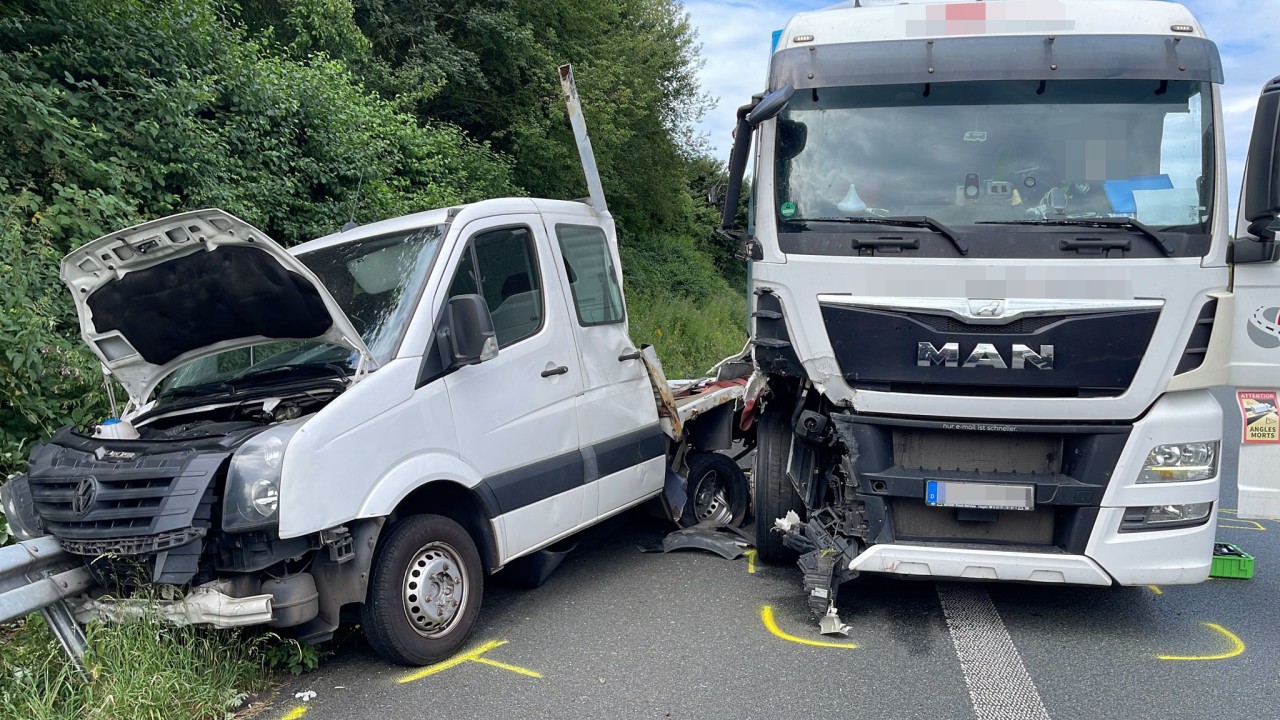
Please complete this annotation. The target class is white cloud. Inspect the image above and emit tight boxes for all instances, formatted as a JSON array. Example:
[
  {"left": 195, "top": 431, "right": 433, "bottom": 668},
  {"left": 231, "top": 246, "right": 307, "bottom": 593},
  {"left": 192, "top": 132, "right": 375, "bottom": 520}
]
[
  {"left": 687, "top": 0, "right": 1274, "bottom": 223},
  {"left": 686, "top": 0, "right": 827, "bottom": 163}
]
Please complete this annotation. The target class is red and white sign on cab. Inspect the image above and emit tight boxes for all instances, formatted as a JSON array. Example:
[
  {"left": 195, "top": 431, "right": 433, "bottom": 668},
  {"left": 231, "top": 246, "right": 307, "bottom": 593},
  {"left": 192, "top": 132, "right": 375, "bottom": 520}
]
[{"left": 1238, "top": 390, "right": 1280, "bottom": 444}]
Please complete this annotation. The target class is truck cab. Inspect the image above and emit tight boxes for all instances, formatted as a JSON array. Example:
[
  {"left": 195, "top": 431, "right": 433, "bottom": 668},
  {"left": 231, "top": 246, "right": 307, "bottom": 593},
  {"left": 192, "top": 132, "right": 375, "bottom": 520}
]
[
  {"left": 719, "top": 0, "right": 1280, "bottom": 617},
  {"left": 2, "top": 198, "right": 749, "bottom": 665}
]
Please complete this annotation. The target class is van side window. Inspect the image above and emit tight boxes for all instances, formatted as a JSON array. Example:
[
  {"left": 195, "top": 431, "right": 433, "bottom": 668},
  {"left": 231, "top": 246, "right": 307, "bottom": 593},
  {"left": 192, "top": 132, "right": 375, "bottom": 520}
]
[
  {"left": 555, "top": 225, "right": 624, "bottom": 326},
  {"left": 446, "top": 226, "right": 543, "bottom": 348}
]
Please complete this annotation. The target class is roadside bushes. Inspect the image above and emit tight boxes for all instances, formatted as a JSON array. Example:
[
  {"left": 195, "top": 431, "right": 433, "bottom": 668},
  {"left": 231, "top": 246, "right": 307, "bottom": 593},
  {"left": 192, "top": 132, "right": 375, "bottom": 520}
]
[
  {"left": 0, "top": 0, "right": 516, "bottom": 473},
  {"left": 0, "top": 0, "right": 516, "bottom": 248},
  {"left": 0, "top": 196, "right": 107, "bottom": 480}
]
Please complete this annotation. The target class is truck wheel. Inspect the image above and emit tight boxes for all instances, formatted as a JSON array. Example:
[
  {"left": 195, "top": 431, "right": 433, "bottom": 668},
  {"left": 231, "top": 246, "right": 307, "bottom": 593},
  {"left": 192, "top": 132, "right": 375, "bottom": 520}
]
[
  {"left": 680, "top": 452, "right": 749, "bottom": 527},
  {"left": 362, "top": 514, "right": 483, "bottom": 666},
  {"left": 753, "top": 411, "right": 806, "bottom": 563}
]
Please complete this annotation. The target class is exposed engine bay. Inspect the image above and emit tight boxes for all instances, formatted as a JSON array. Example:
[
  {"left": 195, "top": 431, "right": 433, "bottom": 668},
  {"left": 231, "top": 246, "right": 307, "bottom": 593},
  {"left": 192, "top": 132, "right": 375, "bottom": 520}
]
[{"left": 5, "top": 384, "right": 347, "bottom": 591}]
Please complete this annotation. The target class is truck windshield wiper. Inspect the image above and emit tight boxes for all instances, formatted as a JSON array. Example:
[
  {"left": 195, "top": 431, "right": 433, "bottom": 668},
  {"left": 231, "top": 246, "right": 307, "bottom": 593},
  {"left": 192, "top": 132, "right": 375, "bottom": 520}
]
[
  {"left": 976, "top": 218, "right": 1174, "bottom": 256},
  {"left": 785, "top": 216, "right": 969, "bottom": 256}
]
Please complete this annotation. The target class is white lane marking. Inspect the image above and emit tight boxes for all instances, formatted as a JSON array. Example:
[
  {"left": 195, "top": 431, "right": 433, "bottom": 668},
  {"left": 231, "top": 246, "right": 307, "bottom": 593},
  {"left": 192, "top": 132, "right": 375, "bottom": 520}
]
[{"left": 937, "top": 583, "right": 1052, "bottom": 720}]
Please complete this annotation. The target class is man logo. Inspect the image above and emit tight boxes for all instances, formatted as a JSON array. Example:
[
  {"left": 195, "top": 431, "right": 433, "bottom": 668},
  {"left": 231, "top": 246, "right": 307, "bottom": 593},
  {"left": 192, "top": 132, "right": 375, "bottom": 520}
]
[
  {"left": 1247, "top": 306, "right": 1280, "bottom": 349},
  {"left": 969, "top": 299, "right": 1004, "bottom": 317},
  {"left": 917, "top": 342, "right": 1054, "bottom": 370}
]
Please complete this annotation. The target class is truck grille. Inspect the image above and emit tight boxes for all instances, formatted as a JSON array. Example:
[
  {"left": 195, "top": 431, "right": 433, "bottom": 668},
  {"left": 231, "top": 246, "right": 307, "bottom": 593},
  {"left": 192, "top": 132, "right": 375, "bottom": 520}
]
[
  {"left": 891, "top": 498, "right": 1056, "bottom": 545},
  {"left": 820, "top": 303, "right": 1161, "bottom": 398},
  {"left": 893, "top": 429, "right": 1061, "bottom": 475}
]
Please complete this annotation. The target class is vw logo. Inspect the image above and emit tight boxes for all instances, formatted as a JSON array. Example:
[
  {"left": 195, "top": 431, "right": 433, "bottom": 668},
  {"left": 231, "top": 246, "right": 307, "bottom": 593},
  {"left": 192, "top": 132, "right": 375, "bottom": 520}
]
[{"left": 71, "top": 476, "right": 99, "bottom": 517}]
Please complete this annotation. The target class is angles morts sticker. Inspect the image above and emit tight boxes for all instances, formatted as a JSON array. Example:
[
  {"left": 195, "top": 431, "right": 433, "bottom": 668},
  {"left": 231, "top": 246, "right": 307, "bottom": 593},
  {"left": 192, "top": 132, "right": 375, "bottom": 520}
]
[{"left": 1238, "top": 390, "right": 1280, "bottom": 444}]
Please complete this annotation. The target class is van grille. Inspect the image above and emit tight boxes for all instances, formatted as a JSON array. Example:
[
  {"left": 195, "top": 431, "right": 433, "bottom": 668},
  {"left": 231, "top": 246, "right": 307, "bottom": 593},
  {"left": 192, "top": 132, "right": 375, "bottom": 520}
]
[{"left": 24, "top": 437, "right": 226, "bottom": 544}]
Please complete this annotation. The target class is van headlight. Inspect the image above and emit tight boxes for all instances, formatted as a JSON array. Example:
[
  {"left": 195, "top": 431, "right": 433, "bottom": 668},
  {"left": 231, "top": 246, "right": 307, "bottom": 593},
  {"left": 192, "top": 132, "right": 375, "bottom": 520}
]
[
  {"left": 223, "top": 420, "right": 306, "bottom": 532},
  {"left": 1137, "top": 441, "right": 1218, "bottom": 483}
]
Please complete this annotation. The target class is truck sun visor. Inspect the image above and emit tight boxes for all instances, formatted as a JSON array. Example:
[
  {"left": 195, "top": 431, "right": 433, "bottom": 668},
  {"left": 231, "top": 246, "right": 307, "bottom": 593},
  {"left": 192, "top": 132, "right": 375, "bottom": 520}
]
[
  {"left": 85, "top": 246, "right": 333, "bottom": 365},
  {"left": 770, "top": 34, "right": 1224, "bottom": 90}
]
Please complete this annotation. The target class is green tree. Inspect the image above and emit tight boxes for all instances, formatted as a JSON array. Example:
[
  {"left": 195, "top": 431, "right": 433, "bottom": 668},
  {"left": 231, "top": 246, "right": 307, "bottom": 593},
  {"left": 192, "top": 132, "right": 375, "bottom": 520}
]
[{"left": 0, "top": 0, "right": 516, "bottom": 472}]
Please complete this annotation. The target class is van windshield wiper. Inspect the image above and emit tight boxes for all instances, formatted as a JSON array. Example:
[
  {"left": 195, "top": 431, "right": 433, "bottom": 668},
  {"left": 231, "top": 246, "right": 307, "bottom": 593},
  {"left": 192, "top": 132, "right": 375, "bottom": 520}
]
[
  {"left": 157, "top": 381, "right": 235, "bottom": 400},
  {"left": 231, "top": 362, "right": 351, "bottom": 386},
  {"left": 976, "top": 218, "right": 1174, "bottom": 256},
  {"left": 785, "top": 215, "right": 968, "bottom": 256}
]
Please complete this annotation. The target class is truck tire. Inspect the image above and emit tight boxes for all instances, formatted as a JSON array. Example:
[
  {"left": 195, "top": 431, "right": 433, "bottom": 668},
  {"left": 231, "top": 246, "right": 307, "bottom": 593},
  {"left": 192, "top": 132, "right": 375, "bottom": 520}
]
[
  {"left": 362, "top": 514, "right": 483, "bottom": 666},
  {"left": 680, "top": 452, "right": 749, "bottom": 528},
  {"left": 753, "top": 411, "right": 805, "bottom": 563}
]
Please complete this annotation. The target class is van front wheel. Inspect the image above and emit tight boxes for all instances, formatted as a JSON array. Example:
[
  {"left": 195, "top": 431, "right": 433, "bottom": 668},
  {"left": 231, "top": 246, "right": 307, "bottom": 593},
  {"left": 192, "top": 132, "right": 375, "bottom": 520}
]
[{"left": 362, "top": 514, "right": 483, "bottom": 666}]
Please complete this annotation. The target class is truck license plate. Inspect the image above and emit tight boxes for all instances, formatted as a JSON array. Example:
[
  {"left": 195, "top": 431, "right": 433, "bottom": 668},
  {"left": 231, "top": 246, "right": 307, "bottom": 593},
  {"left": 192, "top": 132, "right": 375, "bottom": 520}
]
[{"left": 925, "top": 480, "right": 1034, "bottom": 511}]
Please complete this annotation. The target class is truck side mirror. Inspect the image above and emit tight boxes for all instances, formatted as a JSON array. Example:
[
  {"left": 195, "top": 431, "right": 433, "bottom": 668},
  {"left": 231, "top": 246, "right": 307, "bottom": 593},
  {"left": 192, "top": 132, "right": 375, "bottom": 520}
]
[
  {"left": 1240, "top": 76, "right": 1280, "bottom": 254},
  {"left": 720, "top": 85, "right": 795, "bottom": 234},
  {"left": 437, "top": 294, "right": 498, "bottom": 369}
]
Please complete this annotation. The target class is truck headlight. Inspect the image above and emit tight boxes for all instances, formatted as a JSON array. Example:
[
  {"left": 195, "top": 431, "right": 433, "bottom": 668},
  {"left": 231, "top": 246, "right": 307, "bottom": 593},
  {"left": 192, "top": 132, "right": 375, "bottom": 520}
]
[
  {"left": 223, "top": 420, "right": 306, "bottom": 532},
  {"left": 1137, "top": 441, "right": 1218, "bottom": 483},
  {"left": 1119, "top": 502, "right": 1213, "bottom": 532}
]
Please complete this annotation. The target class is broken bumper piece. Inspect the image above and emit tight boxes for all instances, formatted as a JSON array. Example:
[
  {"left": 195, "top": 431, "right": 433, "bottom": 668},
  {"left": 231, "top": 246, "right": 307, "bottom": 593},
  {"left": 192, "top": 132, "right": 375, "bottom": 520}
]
[
  {"left": 847, "top": 544, "right": 1114, "bottom": 585},
  {"left": 73, "top": 579, "right": 274, "bottom": 629}
]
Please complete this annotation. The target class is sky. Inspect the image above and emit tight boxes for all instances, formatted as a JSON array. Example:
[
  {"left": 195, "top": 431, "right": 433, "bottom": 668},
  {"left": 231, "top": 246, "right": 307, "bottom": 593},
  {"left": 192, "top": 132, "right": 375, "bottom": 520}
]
[{"left": 685, "top": 0, "right": 1279, "bottom": 225}]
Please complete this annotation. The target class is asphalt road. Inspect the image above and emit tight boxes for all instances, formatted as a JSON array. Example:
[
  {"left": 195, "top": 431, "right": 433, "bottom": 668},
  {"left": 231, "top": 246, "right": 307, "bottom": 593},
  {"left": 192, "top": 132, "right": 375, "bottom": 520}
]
[
  {"left": 262, "top": 480, "right": 1276, "bottom": 720},
  {"left": 263, "top": 389, "right": 1273, "bottom": 720}
]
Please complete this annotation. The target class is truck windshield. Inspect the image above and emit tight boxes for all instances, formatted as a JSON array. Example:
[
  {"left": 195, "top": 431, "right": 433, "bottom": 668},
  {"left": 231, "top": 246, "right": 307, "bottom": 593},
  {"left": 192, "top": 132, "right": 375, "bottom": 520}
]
[{"left": 774, "top": 79, "right": 1214, "bottom": 249}]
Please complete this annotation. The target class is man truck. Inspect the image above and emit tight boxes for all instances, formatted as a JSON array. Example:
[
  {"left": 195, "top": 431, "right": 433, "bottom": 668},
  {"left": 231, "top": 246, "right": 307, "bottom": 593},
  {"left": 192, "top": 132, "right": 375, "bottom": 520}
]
[{"left": 718, "top": 0, "right": 1280, "bottom": 619}]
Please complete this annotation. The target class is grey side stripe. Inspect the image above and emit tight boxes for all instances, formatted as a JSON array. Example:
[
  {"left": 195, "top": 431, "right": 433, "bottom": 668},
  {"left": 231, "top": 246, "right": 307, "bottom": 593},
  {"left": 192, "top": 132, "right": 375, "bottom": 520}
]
[{"left": 937, "top": 583, "right": 1052, "bottom": 720}]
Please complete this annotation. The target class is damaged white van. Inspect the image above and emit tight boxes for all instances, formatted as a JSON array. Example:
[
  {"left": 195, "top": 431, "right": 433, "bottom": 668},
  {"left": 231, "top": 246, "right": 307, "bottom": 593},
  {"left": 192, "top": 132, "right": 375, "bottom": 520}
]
[{"left": 1, "top": 201, "right": 752, "bottom": 665}]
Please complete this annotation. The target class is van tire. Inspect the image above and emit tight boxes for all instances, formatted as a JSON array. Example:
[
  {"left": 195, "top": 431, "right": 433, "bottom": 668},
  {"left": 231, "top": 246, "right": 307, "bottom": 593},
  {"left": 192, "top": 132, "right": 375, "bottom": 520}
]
[
  {"left": 680, "top": 452, "right": 749, "bottom": 527},
  {"left": 753, "top": 411, "right": 805, "bottom": 563},
  {"left": 362, "top": 514, "right": 483, "bottom": 666}
]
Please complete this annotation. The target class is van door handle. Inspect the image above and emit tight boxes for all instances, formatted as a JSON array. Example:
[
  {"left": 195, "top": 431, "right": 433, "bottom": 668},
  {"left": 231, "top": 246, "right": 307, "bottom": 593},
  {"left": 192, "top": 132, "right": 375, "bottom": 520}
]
[
  {"left": 617, "top": 350, "right": 643, "bottom": 362},
  {"left": 541, "top": 365, "right": 569, "bottom": 378}
]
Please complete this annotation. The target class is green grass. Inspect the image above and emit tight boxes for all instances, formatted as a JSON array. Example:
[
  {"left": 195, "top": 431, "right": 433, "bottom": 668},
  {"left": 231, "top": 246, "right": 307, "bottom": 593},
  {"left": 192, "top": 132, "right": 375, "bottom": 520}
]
[
  {"left": 0, "top": 611, "right": 315, "bottom": 720},
  {"left": 627, "top": 287, "right": 749, "bottom": 380}
]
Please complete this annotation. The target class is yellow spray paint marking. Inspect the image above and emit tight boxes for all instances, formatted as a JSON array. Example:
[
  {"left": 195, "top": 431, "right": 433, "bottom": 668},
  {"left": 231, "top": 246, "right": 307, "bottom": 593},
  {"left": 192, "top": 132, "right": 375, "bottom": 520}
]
[
  {"left": 1156, "top": 622, "right": 1245, "bottom": 661},
  {"left": 281, "top": 706, "right": 308, "bottom": 720},
  {"left": 744, "top": 549, "right": 757, "bottom": 574},
  {"left": 760, "top": 605, "right": 858, "bottom": 649},
  {"left": 1219, "top": 518, "right": 1267, "bottom": 531},
  {"left": 1219, "top": 509, "right": 1271, "bottom": 531},
  {"left": 1147, "top": 585, "right": 1164, "bottom": 596},
  {"left": 398, "top": 640, "right": 541, "bottom": 684}
]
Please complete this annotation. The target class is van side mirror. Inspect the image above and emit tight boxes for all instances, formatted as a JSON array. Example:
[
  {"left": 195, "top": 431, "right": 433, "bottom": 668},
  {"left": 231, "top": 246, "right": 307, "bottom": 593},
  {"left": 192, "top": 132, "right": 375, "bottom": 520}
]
[
  {"left": 1242, "top": 76, "right": 1280, "bottom": 245},
  {"left": 436, "top": 294, "right": 498, "bottom": 369}
]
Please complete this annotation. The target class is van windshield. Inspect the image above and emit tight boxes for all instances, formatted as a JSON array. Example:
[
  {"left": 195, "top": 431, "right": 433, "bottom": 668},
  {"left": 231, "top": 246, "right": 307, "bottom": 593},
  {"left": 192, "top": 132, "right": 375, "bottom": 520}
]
[
  {"left": 298, "top": 225, "right": 446, "bottom": 362},
  {"left": 158, "top": 225, "right": 445, "bottom": 397}
]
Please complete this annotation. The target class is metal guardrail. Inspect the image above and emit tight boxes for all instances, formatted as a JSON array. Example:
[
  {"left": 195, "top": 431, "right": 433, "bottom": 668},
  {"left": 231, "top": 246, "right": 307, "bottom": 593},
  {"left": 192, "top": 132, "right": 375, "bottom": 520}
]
[
  {"left": 1, "top": 535, "right": 96, "bottom": 674},
  {"left": 0, "top": 535, "right": 94, "bottom": 623}
]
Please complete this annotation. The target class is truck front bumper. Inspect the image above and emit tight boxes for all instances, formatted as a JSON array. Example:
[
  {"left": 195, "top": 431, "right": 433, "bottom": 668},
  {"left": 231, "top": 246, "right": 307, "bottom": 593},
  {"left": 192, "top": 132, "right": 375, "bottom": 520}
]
[{"left": 847, "top": 389, "right": 1221, "bottom": 586}]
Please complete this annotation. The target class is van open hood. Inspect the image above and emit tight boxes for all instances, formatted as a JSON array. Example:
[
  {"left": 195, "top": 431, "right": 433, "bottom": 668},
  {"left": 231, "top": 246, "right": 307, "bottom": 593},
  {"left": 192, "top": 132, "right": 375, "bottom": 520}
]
[{"left": 61, "top": 209, "right": 372, "bottom": 404}]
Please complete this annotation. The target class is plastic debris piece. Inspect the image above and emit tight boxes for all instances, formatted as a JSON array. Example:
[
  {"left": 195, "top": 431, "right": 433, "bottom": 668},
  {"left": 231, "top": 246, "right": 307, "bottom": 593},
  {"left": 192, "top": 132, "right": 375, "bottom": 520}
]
[
  {"left": 775, "top": 510, "right": 802, "bottom": 532},
  {"left": 818, "top": 606, "right": 851, "bottom": 637},
  {"left": 295, "top": 690, "right": 317, "bottom": 702}
]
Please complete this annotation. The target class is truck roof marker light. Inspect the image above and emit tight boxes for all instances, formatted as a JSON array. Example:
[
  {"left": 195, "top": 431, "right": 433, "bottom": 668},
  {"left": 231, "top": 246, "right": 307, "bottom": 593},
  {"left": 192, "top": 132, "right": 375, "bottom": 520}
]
[
  {"left": 1171, "top": 25, "right": 1194, "bottom": 33},
  {"left": 792, "top": 35, "right": 814, "bottom": 43}
]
